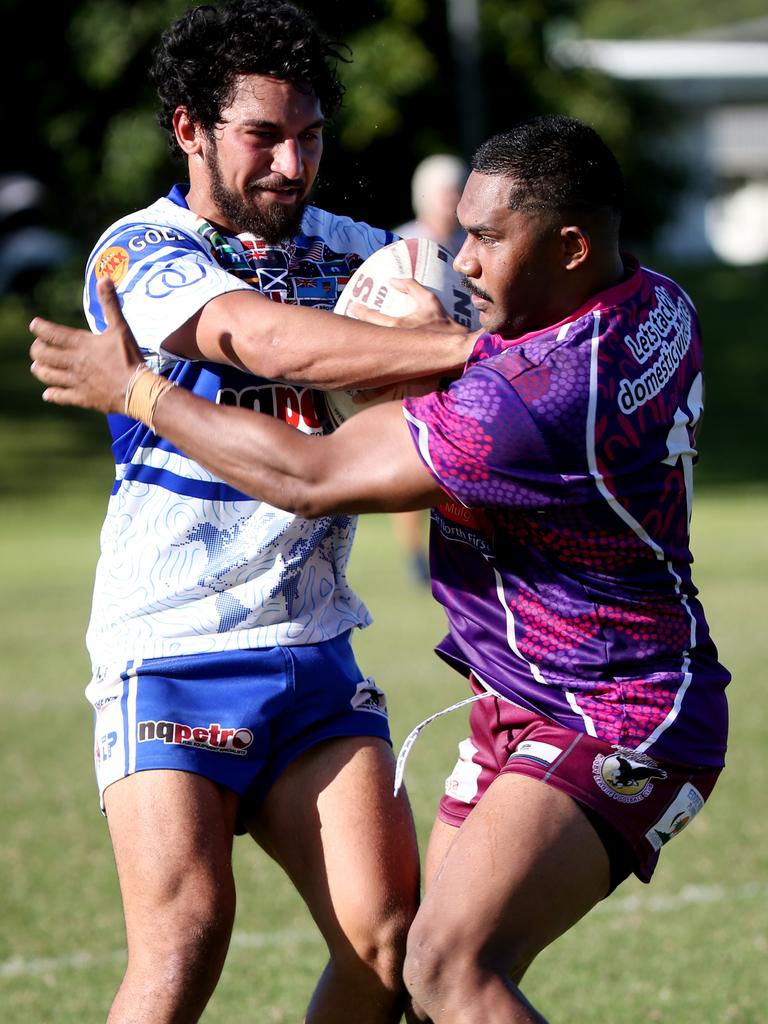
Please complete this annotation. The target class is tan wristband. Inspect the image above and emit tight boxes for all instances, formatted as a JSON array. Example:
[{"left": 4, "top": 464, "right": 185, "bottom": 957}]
[{"left": 124, "top": 363, "right": 177, "bottom": 433}]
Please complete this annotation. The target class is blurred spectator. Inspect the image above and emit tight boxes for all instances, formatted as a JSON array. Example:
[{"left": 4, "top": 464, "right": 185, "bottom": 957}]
[
  {"left": 0, "top": 174, "right": 74, "bottom": 296},
  {"left": 394, "top": 153, "right": 468, "bottom": 255},
  {"left": 393, "top": 154, "right": 469, "bottom": 586}
]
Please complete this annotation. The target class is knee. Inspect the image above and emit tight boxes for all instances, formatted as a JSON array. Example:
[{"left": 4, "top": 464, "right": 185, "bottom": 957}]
[
  {"left": 114, "top": 903, "right": 235, "bottom": 1020},
  {"left": 403, "top": 915, "right": 506, "bottom": 1015},
  {"left": 403, "top": 917, "right": 453, "bottom": 1011},
  {"left": 333, "top": 901, "right": 415, "bottom": 988},
  {"left": 126, "top": 889, "right": 235, "bottom": 982}
]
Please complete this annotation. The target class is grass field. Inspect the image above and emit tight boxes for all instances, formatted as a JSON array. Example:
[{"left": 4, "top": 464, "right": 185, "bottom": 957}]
[{"left": 0, "top": 480, "right": 766, "bottom": 1022}]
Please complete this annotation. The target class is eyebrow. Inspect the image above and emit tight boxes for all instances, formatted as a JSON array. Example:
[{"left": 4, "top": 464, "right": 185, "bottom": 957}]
[
  {"left": 239, "top": 117, "right": 326, "bottom": 130},
  {"left": 463, "top": 222, "right": 499, "bottom": 235}
]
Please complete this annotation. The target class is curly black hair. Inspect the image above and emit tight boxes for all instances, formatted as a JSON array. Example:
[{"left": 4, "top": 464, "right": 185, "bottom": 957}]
[
  {"left": 472, "top": 115, "right": 625, "bottom": 218},
  {"left": 150, "top": 0, "right": 348, "bottom": 160}
]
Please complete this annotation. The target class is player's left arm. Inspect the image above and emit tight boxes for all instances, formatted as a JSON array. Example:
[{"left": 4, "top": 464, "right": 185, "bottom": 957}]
[
  {"left": 30, "top": 278, "right": 445, "bottom": 516},
  {"left": 150, "top": 389, "right": 444, "bottom": 516}
]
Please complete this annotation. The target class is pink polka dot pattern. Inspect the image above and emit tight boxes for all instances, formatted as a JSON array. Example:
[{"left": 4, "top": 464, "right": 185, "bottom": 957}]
[{"left": 404, "top": 260, "right": 729, "bottom": 769}]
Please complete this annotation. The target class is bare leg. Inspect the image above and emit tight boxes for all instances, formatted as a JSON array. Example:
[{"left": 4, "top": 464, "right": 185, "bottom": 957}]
[
  {"left": 404, "top": 774, "right": 611, "bottom": 1023},
  {"left": 105, "top": 770, "right": 239, "bottom": 1024},
  {"left": 249, "top": 736, "right": 420, "bottom": 1024}
]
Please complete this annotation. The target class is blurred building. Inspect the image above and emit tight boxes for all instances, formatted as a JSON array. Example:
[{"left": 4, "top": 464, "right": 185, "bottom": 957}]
[{"left": 551, "top": 17, "right": 768, "bottom": 265}]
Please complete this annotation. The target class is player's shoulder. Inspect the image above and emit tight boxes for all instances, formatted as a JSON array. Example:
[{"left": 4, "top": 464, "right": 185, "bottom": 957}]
[
  {"left": 470, "top": 317, "right": 591, "bottom": 380},
  {"left": 488, "top": 258, "right": 696, "bottom": 376},
  {"left": 593, "top": 259, "right": 701, "bottom": 365},
  {"left": 301, "top": 205, "right": 396, "bottom": 258},
  {"left": 85, "top": 192, "right": 207, "bottom": 281},
  {"left": 637, "top": 261, "right": 698, "bottom": 315}
]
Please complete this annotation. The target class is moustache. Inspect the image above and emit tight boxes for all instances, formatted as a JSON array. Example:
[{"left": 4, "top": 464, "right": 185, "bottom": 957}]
[
  {"left": 249, "top": 176, "right": 305, "bottom": 193},
  {"left": 461, "top": 275, "right": 492, "bottom": 303}
]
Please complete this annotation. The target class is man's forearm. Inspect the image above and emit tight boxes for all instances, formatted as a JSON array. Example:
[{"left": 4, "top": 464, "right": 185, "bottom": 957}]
[
  {"left": 148, "top": 383, "right": 323, "bottom": 514},
  {"left": 148, "top": 384, "right": 442, "bottom": 518},
  {"left": 28, "top": 277, "right": 447, "bottom": 518},
  {"left": 185, "top": 289, "right": 476, "bottom": 390}
]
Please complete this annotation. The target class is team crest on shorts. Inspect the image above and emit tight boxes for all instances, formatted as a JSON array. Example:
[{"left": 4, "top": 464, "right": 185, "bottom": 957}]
[
  {"left": 350, "top": 678, "right": 388, "bottom": 718},
  {"left": 592, "top": 746, "right": 668, "bottom": 803},
  {"left": 645, "top": 782, "right": 705, "bottom": 851}
]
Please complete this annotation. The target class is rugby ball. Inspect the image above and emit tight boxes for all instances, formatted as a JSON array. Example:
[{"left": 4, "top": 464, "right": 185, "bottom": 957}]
[{"left": 324, "top": 237, "right": 478, "bottom": 428}]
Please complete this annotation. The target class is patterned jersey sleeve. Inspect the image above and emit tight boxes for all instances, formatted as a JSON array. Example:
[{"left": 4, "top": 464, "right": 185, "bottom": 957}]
[
  {"left": 403, "top": 363, "right": 572, "bottom": 511},
  {"left": 83, "top": 219, "right": 251, "bottom": 358}
]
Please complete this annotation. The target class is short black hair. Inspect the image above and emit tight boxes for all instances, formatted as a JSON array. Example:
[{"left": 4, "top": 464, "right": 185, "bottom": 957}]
[
  {"left": 472, "top": 115, "right": 625, "bottom": 218},
  {"left": 151, "top": 0, "right": 348, "bottom": 159}
]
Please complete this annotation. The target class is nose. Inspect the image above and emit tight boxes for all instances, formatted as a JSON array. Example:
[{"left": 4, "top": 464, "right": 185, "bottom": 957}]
[
  {"left": 453, "top": 238, "right": 478, "bottom": 278},
  {"left": 271, "top": 138, "right": 304, "bottom": 181}
]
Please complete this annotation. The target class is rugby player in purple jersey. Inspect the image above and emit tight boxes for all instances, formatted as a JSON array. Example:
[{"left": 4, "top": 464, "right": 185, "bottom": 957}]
[{"left": 31, "top": 114, "right": 729, "bottom": 1024}]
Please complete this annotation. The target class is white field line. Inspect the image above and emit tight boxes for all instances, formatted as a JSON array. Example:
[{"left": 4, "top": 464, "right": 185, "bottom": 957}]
[
  {"left": 0, "top": 927, "right": 320, "bottom": 980},
  {"left": 594, "top": 878, "right": 768, "bottom": 915},
  {"left": 2, "top": 880, "right": 766, "bottom": 981}
]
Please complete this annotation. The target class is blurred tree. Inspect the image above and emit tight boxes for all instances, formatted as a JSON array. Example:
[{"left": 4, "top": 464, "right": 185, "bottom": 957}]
[
  {"left": 3, "top": 0, "right": 764, "bottom": 489},
  {"left": 3, "top": 0, "right": 764, "bottom": 312},
  {"left": 576, "top": 0, "right": 768, "bottom": 38}
]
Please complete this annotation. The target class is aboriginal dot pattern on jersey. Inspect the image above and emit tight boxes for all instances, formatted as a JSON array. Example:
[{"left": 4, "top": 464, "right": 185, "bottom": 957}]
[
  {"left": 512, "top": 344, "right": 587, "bottom": 447},
  {"left": 508, "top": 580, "right": 690, "bottom": 748},
  {"left": 514, "top": 585, "right": 602, "bottom": 673},
  {"left": 532, "top": 521, "right": 652, "bottom": 570},
  {"left": 511, "top": 577, "right": 691, "bottom": 676},
  {"left": 415, "top": 387, "right": 494, "bottom": 489},
  {"left": 412, "top": 371, "right": 561, "bottom": 507},
  {"left": 404, "top": 261, "right": 730, "bottom": 767},
  {"left": 576, "top": 681, "right": 679, "bottom": 748},
  {"left": 451, "top": 373, "right": 506, "bottom": 420},
  {"left": 493, "top": 510, "right": 653, "bottom": 572}
]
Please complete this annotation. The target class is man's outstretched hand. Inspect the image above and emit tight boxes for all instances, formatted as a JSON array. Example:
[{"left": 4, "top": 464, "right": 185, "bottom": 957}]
[{"left": 29, "top": 277, "right": 145, "bottom": 415}]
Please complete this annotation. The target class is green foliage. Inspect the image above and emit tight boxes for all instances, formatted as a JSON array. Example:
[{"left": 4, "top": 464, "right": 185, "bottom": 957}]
[
  {"left": 338, "top": 21, "right": 437, "bottom": 149},
  {"left": 576, "top": 0, "right": 768, "bottom": 38},
  {"left": 5, "top": 0, "right": 745, "bottom": 263},
  {"left": 69, "top": 0, "right": 192, "bottom": 88},
  {"left": 101, "top": 111, "right": 170, "bottom": 208}
]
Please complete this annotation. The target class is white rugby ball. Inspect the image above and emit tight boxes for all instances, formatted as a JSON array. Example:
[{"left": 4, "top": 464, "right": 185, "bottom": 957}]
[{"left": 324, "top": 237, "right": 478, "bottom": 428}]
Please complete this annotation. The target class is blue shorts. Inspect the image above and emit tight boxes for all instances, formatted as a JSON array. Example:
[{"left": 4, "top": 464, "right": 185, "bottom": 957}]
[{"left": 87, "top": 632, "right": 391, "bottom": 827}]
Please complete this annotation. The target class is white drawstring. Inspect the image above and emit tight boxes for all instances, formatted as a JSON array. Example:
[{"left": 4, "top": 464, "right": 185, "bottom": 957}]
[{"left": 393, "top": 689, "right": 495, "bottom": 797}]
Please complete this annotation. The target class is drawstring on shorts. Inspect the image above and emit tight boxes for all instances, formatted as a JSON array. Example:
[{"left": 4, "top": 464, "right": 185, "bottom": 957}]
[{"left": 393, "top": 688, "right": 495, "bottom": 797}]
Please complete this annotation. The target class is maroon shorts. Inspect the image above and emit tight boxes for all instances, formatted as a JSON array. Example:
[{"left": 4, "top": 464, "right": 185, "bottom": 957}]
[{"left": 439, "top": 682, "right": 722, "bottom": 886}]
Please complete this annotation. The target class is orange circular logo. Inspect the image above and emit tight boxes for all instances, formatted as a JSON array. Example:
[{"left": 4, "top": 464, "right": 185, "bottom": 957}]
[{"left": 94, "top": 246, "right": 130, "bottom": 284}]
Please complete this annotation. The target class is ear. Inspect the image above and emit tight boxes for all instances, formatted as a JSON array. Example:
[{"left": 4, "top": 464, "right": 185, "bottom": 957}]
[
  {"left": 172, "top": 107, "right": 205, "bottom": 157},
  {"left": 560, "top": 225, "right": 590, "bottom": 270}
]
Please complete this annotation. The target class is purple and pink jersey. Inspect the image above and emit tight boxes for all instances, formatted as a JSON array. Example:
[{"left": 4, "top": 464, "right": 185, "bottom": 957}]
[{"left": 404, "top": 257, "right": 729, "bottom": 769}]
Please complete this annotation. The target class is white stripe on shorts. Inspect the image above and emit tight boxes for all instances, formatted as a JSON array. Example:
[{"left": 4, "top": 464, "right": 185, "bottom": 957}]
[{"left": 126, "top": 666, "right": 139, "bottom": 776}]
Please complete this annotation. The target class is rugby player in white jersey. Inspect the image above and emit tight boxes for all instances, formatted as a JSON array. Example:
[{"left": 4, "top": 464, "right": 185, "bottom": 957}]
[
  {"left": 32, "top": 115, "right": 730, "bottom": 1023},
  {"left": 25, "top": 3, "right": 474, "bottom": 1022}
]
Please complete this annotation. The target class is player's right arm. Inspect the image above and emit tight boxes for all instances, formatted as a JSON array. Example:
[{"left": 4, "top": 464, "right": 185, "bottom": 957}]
[
  {"left": 170, "top": 285, "right": 473, "bottom": 390},
  {"left": 86, "top": 218, "right": 474, "bottom": 392}
]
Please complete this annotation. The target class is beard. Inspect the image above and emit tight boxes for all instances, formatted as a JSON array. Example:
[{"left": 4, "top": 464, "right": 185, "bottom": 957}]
[{"left": 206, "top": 145, "right": 308, "bottom": 245}]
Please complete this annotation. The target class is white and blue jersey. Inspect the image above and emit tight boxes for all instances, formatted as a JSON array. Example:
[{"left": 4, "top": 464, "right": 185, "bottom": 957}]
[{"left": 83, "top": 185, "right": 396, "bottom": 673}]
